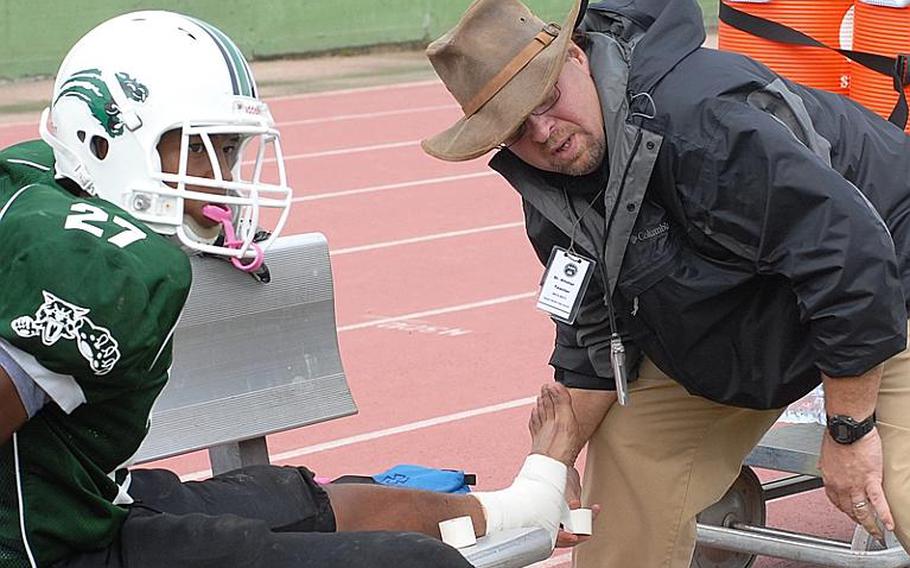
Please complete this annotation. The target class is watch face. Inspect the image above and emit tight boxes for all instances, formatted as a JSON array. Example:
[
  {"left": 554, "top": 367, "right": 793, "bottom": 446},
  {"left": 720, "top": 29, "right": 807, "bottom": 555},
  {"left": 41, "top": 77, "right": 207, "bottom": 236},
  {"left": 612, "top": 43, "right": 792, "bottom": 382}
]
[{"left": 834, "top": 423, "right": 853, "bottom": 443}]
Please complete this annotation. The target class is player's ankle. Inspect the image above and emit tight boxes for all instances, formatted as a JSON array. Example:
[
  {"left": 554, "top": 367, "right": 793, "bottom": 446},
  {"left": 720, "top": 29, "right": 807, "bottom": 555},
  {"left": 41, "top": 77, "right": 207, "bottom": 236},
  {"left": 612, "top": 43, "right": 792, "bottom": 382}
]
[{"left": 472, "top": 454, "right": 567, "bottom": 545}]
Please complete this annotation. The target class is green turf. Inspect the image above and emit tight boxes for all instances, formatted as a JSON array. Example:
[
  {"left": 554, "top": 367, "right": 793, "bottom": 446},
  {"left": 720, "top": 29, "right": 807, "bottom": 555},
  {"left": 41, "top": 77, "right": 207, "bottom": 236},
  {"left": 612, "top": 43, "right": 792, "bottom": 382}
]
[
  {"left": 0, "top": 0, "right": 724, "bottom": 80},
  {"left": 699, "top": 0, "right": 720, "bottom": 31}
]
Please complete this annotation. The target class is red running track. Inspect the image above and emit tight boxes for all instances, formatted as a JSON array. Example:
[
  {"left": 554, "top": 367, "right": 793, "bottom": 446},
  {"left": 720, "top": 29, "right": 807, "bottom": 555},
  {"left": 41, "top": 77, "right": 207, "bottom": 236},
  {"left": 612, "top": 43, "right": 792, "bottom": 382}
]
[{"left": 0, "top": 81, "right": 853, "bottom": 567}]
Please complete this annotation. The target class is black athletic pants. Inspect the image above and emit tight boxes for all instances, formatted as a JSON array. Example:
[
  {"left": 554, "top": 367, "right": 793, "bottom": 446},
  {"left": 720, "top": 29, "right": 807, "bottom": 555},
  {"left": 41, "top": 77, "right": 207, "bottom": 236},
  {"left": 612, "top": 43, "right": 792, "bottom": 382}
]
[{"left": 56, "top": 465, "right": 472, "bottom": 568}]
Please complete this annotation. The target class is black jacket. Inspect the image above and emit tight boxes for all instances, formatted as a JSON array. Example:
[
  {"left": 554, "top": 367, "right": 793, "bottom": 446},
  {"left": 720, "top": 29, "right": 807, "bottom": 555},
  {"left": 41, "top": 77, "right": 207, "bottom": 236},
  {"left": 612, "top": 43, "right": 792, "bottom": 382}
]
[{"left": 491, "top": 0, "right": 910, "bottom": 409}]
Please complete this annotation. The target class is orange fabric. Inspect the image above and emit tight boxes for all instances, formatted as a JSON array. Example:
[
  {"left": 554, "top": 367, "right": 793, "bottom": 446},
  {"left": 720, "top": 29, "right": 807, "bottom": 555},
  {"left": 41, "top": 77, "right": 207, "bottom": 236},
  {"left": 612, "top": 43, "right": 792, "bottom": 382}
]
[
  {"left": 851, "top": 1, "right": 910, "bottom": 133},
  {"left": 718, "top": 0, "right": 853, "bottom": 95}
]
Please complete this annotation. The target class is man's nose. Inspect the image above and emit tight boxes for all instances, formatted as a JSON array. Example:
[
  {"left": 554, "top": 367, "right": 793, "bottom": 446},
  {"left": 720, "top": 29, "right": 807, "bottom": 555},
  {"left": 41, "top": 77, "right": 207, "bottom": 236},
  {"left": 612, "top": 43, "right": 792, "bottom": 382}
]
[{"left": 525, "top": 114, "right": 553, "bottom": 144}]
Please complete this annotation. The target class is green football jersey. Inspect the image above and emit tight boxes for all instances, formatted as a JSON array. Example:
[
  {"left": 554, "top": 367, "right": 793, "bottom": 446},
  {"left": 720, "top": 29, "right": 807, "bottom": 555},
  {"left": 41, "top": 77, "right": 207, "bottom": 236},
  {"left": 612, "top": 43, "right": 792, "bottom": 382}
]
[{"left": 0, "top": 140, "right": 192, "bottom": 566}]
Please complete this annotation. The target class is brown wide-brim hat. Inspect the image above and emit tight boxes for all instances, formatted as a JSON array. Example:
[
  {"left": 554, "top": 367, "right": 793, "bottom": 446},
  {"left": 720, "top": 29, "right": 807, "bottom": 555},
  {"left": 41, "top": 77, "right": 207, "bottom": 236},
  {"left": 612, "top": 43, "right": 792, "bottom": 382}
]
[{"left": 422, "top": 0, "right": 582, "bottom": 162}]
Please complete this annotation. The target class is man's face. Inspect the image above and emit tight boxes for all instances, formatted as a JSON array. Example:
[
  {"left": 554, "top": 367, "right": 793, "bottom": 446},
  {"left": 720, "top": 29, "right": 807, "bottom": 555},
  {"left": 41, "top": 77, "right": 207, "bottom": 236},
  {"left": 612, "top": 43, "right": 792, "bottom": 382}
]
[
  {"left": 156, "top": 129, "right": 243, "bottom": 228},
  {"left": 505, "top": 43, "right": 606, "bottom": 176}
]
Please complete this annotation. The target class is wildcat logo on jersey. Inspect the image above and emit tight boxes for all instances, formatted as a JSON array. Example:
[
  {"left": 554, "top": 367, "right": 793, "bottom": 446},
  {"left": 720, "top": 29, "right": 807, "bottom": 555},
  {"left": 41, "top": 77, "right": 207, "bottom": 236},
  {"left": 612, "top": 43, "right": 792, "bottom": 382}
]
[
  {"left": 11, "top": 291, "right": 121, "bottom": 376},
  {"left": 55, "top": 68, "right": 149, "bottom": 138}
]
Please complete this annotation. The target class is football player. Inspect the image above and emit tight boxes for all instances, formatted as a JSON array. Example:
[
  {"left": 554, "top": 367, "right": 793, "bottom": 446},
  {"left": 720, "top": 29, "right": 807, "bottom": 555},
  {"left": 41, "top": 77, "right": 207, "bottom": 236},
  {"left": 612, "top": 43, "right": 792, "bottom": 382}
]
[{"left": 0, "top": 11, "right": 588, "bottom": 567}]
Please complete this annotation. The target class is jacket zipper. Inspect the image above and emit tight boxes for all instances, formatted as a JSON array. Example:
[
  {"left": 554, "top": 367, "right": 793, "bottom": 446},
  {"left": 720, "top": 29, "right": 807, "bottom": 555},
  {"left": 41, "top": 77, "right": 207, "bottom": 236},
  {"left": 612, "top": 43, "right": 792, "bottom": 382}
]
[{"left": 607, "top": 129, "right": 643, "bottom": 231}]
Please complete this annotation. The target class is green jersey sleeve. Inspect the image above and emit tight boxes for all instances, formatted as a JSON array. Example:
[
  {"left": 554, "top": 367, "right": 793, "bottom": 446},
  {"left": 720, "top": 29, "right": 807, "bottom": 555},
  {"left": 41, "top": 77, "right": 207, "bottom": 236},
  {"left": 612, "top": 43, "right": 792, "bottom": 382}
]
[{"left": 0, "top": 169, "right": 191, "bottom": 409}]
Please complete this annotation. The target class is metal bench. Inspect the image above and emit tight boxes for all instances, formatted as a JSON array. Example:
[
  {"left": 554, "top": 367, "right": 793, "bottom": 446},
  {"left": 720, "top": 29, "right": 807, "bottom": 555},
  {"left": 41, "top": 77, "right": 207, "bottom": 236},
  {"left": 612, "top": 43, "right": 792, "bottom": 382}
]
[
  {"left": 462, "top": 528, "right": 552, "bottom": 568},
  {"left": 133, "top": 233, "right": 356, "bottom": 472},
  {"left": 131, "top": 233, "right": 552, "bottom": 568},
  {"left": 693, "top": 422, "right": 910, "bottom": 567}
]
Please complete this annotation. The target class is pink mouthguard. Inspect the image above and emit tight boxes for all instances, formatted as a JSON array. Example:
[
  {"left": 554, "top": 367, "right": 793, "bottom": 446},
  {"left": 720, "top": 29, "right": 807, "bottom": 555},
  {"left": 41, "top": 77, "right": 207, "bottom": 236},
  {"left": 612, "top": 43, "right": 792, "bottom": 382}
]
[{"left": 202, "top": 204, "right": 264, "bottom": 273}]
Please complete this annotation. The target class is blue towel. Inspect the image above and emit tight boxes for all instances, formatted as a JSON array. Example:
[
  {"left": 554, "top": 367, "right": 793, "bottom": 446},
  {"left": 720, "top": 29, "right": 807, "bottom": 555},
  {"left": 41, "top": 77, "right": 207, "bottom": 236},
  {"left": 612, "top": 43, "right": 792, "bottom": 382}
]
[{"left": 372, "top": 464, "right": 473, "bottom": 494}]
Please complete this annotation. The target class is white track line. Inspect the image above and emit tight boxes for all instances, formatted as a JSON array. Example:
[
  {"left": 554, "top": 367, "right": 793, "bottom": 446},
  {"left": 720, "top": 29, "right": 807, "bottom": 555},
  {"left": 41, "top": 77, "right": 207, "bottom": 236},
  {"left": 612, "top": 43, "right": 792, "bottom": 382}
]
[
  {"left": 295, "top": 171, "right": 496, "bottom": 202},
  {"left": 280, "top": 104, "right": 457, "bottom": 127},
  {"left": 330, "top": 222, "right": 524, "bottom": 256},
  {"left": 283, "top": 139, "right": 420, "bottom": 160},
  {"left": 249, "top": 140, "right": 420, "bottom": 165},
  {"left": 0, "top": 80, "right": 444, "bottom": 131},
  {"left": 268, "top": 79, "right": 441, "bottom": 101},
  {"left": 337, "top": 291, "right": 536, "bottom": 333},
  {"left": 0, "top": 119, "right": 36, "bottom": 130},
  {"left": 180, "top": 395, "right": 536, "bottom": 481},
  {"left": 272, "top": 396, "right": 535, "bottom": 461}
]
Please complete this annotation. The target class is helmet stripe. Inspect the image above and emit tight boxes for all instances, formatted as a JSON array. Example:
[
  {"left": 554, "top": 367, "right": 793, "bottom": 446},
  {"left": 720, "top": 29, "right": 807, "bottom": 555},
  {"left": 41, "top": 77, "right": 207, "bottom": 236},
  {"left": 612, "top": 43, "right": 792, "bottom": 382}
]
[
  {"left": 191, "top": 18, "right": 254, "bottom": 98},
  {"left": 187, "top": 17, "right": 242, "bottom": 96},
  {"left": 239, "top": 52, "right": 258, "bottom": 98},
  {"left": 208, "top": 25, "right": 254, "bottom": 98}
]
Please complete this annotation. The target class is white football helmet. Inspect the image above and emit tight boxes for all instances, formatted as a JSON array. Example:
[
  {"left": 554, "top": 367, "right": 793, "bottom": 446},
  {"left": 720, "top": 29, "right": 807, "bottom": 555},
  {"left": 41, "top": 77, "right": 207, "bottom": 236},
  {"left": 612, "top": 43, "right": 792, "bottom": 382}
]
[{"left": 40, "top": 11, "right": 292, "bottom": 270}]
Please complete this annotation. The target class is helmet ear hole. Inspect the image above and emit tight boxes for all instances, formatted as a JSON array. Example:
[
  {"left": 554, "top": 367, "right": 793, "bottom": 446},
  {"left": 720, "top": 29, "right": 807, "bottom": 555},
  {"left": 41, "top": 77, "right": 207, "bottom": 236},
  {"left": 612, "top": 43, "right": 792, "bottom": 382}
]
[
  {"left": 90, "top": 136, "right": 109, "bottom": 160},
  {"left": 76, "top": 130, "right": 86, "bottom": 143}
]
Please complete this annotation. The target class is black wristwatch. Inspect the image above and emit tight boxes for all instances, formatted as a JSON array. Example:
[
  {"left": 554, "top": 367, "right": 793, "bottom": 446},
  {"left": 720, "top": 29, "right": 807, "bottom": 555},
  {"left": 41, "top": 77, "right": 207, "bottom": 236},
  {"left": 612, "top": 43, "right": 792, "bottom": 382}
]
[{"left": 826, "top": 413, "right": 877, "bottom": 445}]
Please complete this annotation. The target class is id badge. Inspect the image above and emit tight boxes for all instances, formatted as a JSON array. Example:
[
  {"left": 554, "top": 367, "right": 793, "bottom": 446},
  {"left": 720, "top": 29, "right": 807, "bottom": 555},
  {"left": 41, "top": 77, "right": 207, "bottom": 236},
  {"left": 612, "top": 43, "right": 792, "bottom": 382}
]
[{"left": 536, "top": 247, "right": 595, "bottom": 325}]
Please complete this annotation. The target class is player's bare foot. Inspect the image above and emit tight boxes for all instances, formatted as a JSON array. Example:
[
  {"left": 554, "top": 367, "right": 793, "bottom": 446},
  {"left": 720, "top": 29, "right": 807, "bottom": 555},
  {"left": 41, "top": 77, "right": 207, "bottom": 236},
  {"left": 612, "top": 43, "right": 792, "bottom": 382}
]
[
  {"left": 529, "top": 383, "right": 582, "bottom": 466},
  {"left": 472, "top": 384, "right": 582, "bottom": 545}
]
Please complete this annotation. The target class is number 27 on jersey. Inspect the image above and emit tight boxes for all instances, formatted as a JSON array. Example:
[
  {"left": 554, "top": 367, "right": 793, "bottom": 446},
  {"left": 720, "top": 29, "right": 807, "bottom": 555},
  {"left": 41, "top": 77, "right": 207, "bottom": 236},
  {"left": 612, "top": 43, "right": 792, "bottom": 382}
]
[{"left": 64, "top": 202, "right": 147, "bottom": 249}]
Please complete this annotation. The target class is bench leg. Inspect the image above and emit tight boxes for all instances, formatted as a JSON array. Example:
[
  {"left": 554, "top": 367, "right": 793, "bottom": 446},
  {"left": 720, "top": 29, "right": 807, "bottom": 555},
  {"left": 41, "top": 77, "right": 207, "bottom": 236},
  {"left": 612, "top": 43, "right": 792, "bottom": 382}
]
[{"left": 209, "top": 437, "right": 271, "bottom": 476}]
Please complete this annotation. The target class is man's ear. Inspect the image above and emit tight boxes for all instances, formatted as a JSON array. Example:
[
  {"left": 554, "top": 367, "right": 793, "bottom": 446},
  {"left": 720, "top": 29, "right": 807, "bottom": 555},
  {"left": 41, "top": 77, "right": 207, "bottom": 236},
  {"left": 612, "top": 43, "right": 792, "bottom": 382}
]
[{"left": 566, "top": 42, "right": 591, "bottom": 74}]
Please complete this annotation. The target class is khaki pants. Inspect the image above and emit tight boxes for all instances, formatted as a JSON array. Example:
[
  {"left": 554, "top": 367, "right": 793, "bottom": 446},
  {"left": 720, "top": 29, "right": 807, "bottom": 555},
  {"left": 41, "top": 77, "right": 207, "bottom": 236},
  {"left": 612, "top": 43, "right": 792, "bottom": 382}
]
[
  {"left": 878, "top": 327, "right": 910, "bottom": 551},
  {"left": 574, "top": 342, "right": 910, "bottom": 568}
]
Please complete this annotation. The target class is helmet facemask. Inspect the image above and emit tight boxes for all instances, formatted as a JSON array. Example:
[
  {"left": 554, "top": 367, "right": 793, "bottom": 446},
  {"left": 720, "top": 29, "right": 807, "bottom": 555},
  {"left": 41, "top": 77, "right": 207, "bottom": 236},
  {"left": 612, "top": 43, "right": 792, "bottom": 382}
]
[{"left": 148, "top": 121, "right": 291, "bottom": 271}]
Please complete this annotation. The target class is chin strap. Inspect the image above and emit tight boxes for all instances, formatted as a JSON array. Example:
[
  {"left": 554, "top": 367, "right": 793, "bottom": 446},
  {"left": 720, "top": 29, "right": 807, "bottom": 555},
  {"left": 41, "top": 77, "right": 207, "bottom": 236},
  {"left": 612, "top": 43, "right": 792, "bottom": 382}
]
[{"left": 202, "top": 204, "right": 264, "bottom": 273}]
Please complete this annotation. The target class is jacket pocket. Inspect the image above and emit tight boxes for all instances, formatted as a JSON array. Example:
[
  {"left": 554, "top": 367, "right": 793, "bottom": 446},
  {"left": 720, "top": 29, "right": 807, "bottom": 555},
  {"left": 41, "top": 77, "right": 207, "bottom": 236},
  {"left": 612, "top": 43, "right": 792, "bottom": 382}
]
[
  {"left": 622, "top": 247, "right": 819, "bottom": 409},
  {"left": 616, "top": 197, "right": 680, "bottom": 298}
]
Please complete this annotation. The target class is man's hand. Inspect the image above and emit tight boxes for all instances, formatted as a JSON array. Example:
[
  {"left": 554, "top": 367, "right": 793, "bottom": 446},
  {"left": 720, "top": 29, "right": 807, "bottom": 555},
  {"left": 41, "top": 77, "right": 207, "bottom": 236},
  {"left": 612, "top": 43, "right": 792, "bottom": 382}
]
[
  {"left": 818, "top": 427, "right": 894, "bottom": 542},
  {"left": 566, "top": 388, "right": 616, "bottom": 453},
  {"left": 556, "top": 466, "right": 601, "bottom": 548},
  {"left": 555, "top": 500, "right": 601, "bottom": 547},
  {"left": 819, "top": 365, "right": 893, "bottom": 542}
]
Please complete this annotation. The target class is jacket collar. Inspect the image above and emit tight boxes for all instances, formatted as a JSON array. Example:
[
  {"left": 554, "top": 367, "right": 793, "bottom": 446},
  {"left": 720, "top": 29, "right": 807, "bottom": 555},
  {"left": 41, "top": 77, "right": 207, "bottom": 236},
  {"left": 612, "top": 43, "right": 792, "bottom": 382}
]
[{"left": 584, "top": 0, "right": 706, "bottom": 94}]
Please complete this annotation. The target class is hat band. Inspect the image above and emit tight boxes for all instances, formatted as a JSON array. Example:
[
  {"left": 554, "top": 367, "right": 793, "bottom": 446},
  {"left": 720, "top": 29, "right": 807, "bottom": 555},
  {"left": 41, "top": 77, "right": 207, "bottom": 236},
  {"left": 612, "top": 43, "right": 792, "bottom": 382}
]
[{"left": 461, "top": 23, "right": 561, "bottom": 118}]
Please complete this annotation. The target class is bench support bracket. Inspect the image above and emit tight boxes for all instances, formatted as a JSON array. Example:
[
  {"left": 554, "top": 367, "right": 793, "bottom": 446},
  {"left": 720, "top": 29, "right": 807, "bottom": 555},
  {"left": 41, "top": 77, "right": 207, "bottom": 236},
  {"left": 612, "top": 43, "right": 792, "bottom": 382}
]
[{"left": 209, "top": 438, "right": 271, "bottom": 476}]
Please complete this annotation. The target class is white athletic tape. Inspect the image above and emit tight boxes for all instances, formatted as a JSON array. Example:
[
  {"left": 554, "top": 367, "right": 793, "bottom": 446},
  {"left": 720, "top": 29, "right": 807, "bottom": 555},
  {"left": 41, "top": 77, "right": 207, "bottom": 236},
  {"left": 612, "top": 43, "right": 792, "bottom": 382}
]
[
  {"left": 473, "top": 454, "right": 567, "bottom": 546},
  {"left": 439, "top": 516, "right": 477, "bottom": 549}
]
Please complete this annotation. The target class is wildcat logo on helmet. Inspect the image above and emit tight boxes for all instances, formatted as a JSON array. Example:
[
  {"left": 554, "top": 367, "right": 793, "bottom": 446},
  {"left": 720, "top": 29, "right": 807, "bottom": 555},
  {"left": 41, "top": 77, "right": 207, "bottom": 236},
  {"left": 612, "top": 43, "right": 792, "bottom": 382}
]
[
  {"left": 116, "top": 72, "right": 149, "bottom": 103},
  {"left": 11, "top": 291, "right": 121, "bottom": 376},
  {"left": 55, "top": 68, "right": 149, "bottom": 138}
]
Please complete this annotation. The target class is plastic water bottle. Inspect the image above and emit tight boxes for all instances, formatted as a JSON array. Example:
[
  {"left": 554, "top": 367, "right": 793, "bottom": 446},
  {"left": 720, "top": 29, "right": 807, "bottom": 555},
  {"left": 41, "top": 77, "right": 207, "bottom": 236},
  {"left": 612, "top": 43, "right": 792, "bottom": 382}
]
[{"left": 779, "top": 385, "right": 826, "bottom": 425}]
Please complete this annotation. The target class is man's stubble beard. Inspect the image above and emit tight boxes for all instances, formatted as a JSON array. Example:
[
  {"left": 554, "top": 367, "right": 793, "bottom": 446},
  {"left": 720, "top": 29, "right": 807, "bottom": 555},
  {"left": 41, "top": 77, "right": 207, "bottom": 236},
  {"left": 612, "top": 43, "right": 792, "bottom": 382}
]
[{"left": 555, "top": 131, "right": 606, "bottom": 177}]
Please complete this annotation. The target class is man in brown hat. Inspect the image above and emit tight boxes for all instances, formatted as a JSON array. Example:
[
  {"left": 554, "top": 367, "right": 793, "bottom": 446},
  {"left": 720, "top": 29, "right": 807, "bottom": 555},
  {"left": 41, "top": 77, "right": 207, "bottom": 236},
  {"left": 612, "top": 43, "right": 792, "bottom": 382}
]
[{"left": 424, "top": 0, "right": 910, "bottom": 566}]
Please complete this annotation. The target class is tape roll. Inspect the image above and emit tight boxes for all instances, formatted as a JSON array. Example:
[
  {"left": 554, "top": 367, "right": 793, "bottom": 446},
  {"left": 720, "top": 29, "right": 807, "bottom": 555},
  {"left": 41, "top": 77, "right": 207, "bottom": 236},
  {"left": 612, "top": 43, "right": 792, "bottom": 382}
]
[
  {"left": 439, "top": 516, "right": 477, "bottom": 549},
  {"left": 568, "top": 508, "right": 593, "bottom": 536}
]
